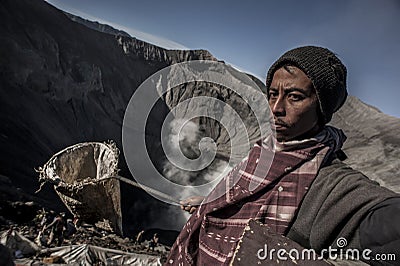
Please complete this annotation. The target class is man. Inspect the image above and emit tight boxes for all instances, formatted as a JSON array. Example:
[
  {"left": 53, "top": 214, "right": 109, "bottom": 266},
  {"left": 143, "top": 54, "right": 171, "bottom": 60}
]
[
  {"left": 147, "top": 233, "right": 159, "bottom": 252},
  {"left": 135, "top": 229, "right": 145, "bottom": 245},
  {"left": 64, "top": 218, "right": 77, "bottom": 239},
  {"left": 45, "top": 213, "right": 65, "bottom": 247},
  {"left": 166, "top": 46, "right": 400, "bottom": 265}
]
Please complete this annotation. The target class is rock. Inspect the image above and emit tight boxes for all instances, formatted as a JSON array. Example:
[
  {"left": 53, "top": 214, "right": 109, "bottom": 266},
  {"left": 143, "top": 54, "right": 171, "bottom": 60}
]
[
  {"left": 42, "top": 255, "right": 63, "bottom": 264},
  {"left": 0, "top": 244, "right": 14, "bottom": 266},
  {"left": 64, "top": 11, "right": 132, "bottom": 37},
  {"left": 330, "top": 96, "right": 400, "bottom": 192},
  {"left": 0, "top": 0, "right": 399, "bottom": 237}
]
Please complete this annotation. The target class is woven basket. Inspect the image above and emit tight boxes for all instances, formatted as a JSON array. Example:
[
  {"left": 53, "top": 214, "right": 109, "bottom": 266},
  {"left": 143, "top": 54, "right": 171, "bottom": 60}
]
[{"left": 38, "top": 142, "right": 122, "bottom": 235}]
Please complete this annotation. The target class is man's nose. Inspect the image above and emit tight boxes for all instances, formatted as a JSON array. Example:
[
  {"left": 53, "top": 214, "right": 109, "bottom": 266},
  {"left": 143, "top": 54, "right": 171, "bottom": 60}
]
[{"left": 271, "top": 96, "right": 286, "bottom": 116}]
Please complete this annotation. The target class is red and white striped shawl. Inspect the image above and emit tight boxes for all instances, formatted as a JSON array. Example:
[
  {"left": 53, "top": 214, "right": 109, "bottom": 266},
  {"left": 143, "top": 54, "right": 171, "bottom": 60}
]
[{"left": 166, "top": 126, "right": 346, "bottom": 266}]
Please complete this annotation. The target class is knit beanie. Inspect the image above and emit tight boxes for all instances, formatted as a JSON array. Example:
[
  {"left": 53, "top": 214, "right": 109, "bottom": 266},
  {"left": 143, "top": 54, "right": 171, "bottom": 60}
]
[{"left": 265, "top": 46, "right": 347, "bottom": 124}]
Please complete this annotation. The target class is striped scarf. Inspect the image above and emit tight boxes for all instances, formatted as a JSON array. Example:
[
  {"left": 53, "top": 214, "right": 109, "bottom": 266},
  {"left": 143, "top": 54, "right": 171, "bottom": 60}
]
[{"left": 165, "top": 126, "right": 346, "bottom": 266}]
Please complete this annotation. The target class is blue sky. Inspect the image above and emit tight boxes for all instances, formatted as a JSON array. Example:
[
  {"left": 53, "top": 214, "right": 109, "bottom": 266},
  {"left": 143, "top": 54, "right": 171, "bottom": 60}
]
[{"left": 47, "top": 0, "right": 400, "bottom": 118}]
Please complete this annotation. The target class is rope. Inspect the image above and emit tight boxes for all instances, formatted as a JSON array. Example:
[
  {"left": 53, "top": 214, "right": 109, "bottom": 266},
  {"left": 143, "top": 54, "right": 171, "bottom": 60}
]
[{"left": 95, "top": 175, "right": 181, "bottom": 204}]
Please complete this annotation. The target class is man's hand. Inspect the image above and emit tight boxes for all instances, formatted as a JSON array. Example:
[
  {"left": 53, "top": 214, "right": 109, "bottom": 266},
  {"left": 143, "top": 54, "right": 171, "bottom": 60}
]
[{"left": 180, "top": 196, "right": 205, "bottom": 214}]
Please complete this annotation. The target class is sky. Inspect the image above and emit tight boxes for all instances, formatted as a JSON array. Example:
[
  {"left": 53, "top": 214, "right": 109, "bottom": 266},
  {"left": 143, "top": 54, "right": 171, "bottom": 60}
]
[{"left": 46, "top": 0, "right": 400, "bottom": 118}]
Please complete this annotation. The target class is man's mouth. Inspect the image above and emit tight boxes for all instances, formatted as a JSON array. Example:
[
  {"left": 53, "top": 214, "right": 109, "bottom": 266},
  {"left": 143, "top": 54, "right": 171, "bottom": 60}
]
[
  {"left": 272, "top": 119, "right": 289, "bottom": 130},
  {"left": 273, "top": 124, "right": 287, "bottom": 130}
]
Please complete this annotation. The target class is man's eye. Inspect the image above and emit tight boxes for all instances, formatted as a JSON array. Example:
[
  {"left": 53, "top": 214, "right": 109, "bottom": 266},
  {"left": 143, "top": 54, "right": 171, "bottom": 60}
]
[
  {"left": 269, "top": 92, "right": 278, "bottom": 98},
  {"left": 288, "top": 94, "right": 304, "bottom": 101}
]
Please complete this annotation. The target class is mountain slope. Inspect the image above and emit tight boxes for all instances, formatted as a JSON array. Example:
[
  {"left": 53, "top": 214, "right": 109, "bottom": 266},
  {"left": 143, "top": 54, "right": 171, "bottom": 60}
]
[
  {"left": 0, "top": 0, "right": 215, "bottom": 232},
  {"left": 330, "top": 96, "right": 400, "bottom": 192},
  {"left": 64, "top": 12, "right": 131, "bottom": 37},
  {"left": 0, "top": 0, "right": 399, "bottom": 236}
]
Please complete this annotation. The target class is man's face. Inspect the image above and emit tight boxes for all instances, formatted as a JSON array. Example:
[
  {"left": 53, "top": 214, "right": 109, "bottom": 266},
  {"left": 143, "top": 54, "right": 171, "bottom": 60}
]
[{"left": 268, "top": 66, "right": 320, "bottom": 142}]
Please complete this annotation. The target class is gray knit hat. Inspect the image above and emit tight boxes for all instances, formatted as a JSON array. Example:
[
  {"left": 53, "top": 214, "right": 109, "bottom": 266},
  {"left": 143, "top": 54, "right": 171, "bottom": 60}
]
[{"left": 265, "top": 46, "right": 347, "bottom": 124}]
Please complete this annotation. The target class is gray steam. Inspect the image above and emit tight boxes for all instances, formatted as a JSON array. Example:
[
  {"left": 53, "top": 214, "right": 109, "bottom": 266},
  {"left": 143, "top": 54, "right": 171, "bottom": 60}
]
[{"left": 161, "top": 118, "right": 233, "bottom": 225}]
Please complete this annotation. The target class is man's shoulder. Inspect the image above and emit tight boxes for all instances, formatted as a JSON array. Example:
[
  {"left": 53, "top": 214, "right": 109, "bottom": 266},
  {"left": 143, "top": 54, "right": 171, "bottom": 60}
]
[
  {"left": 313, "top": 158, "right": 385, "bottom": 195},
  {"left": 319, "top": 159, "right": 367, "bottom": 180},
  {"left": 315, "top": 158, "right": 397, "bottom": 196},
  {"left": 322, "top": 158, "right": 352, "bottom": 169},
  {"left": 290, "top": 159, "right": 398, "bottom": 252}
]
